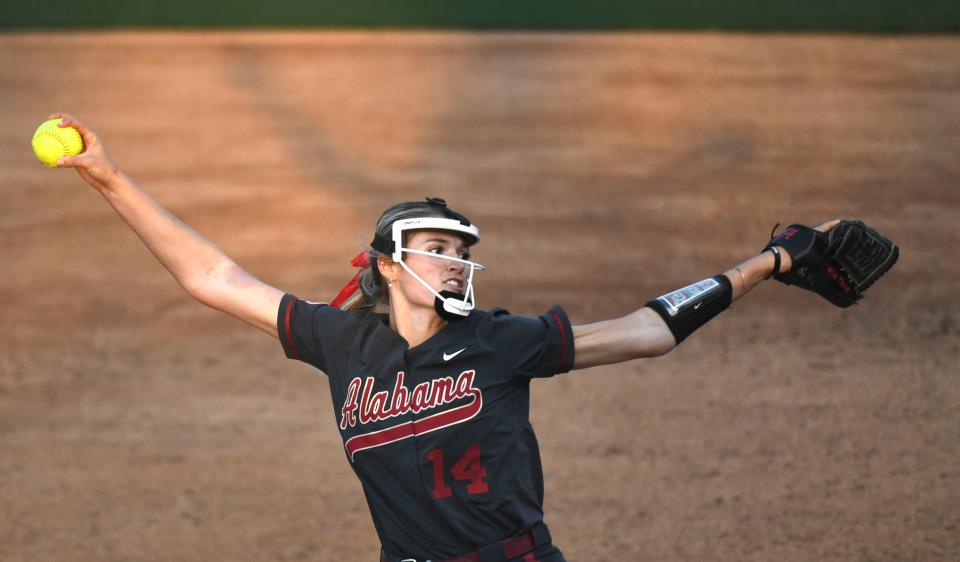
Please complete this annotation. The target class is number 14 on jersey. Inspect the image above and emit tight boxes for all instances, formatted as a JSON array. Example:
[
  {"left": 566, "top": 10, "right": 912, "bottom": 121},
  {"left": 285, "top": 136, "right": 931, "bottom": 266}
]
[{"left": 427, "top": 444, "right": 489, "bottom": 498}]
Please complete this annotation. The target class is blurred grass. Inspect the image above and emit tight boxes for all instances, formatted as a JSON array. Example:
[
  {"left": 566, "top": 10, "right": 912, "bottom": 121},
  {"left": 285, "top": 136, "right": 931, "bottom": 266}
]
[{"left": 2, "top": 0, "right": 960, "bottom": 31}]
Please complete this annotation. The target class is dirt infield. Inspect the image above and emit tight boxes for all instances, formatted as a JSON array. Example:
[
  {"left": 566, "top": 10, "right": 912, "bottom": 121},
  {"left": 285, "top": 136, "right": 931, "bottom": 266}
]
[{"left": 1, "top": 31, "right": 958, "bottom": 561}]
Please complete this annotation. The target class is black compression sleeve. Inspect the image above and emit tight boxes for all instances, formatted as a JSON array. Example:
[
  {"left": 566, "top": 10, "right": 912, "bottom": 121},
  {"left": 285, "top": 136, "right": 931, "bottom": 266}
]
[{"left": 645, "top": 275, "right": 733, "bottom": 344}]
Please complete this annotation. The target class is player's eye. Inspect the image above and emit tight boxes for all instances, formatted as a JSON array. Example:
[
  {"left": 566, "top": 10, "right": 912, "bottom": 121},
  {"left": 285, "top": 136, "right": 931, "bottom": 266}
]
[
  {"left": 428, "top": 246, "right": 443, "bottom": 255},
  {"left": 459, "top": 251, "right": 471, "bottom": 260}
]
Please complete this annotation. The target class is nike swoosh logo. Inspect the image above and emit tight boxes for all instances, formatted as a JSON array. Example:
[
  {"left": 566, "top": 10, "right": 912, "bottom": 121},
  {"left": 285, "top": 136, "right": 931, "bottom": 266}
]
[
  {"left": 443, "top": 347, "right": 468, "bottom": 361},
  {"left": 693, "top": 302, "right": 703, "bottom": 310}
]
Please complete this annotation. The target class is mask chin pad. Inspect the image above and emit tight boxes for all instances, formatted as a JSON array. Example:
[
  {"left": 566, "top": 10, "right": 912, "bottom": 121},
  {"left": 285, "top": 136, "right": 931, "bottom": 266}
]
[{"left": 435, "top": 290, "right": 470, "bottom": 321}]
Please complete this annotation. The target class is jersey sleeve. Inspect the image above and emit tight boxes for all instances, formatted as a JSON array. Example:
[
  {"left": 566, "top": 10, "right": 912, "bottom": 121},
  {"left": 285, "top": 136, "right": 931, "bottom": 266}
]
[
  {"left": 276, "top": 293, "right": 349, "bottom": 373},
  {"left": 483, "top": 305, "right": 576, "bottom": 378}
]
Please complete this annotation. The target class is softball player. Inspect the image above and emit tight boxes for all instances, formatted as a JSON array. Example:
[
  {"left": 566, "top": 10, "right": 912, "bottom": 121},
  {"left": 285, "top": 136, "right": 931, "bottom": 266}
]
[{"left": 52, "top": 113, "right": 841, "bottom": 562}]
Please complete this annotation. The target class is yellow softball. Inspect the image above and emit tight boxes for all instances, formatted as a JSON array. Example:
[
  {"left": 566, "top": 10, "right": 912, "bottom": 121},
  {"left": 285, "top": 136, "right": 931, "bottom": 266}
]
[{"left": 31, "top": 118, "right": 84, "bottom": 168}]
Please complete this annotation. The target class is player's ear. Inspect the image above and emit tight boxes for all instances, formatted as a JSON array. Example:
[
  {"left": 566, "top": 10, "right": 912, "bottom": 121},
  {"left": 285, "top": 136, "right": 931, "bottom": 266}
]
[{"left": 377, "top": 255, "right": 398, "bottom": 281}]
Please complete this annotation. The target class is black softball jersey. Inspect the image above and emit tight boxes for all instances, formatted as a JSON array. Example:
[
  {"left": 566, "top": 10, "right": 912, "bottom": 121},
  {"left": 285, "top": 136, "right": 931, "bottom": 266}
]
[{"left": 277, "top": 293, "right": 575, "bottom": 560}]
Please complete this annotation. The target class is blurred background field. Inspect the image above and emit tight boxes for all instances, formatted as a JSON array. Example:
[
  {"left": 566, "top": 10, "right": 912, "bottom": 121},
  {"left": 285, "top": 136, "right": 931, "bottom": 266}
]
[{"left": 1, "top": 3, "right": 959, "bottom": 562}]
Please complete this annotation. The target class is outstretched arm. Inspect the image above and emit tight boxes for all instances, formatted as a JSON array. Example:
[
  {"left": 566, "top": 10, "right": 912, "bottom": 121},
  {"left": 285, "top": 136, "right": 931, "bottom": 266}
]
[
  {"left": 52, "top": 112, "right": 283, "bottom": 337},
  {"left": 571, "top": 220, "right": 840, "bottom": 369}
]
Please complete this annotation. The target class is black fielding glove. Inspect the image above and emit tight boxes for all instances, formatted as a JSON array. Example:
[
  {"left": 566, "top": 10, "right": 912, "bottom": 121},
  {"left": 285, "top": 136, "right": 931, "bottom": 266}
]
[{"left": 764, "top": 220, "right": 899, "bottom": 307}]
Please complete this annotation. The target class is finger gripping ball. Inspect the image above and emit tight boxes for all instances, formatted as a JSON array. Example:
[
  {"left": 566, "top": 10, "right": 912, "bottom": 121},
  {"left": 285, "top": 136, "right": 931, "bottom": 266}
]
[{"left": 32, "top": 119, "right": 84, "bottom": 167}]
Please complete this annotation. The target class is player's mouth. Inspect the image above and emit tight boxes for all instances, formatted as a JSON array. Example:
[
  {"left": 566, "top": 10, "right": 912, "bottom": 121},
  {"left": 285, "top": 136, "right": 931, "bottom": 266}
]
[{"left": 442, "top": 278, "right": 465, "bottom": 293}]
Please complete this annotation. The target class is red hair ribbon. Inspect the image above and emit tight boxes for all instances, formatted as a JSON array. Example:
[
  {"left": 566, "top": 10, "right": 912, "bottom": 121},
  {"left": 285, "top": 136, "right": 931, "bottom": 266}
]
[{"left": 330, "top": 252, "right": 370, "bottom": 308}]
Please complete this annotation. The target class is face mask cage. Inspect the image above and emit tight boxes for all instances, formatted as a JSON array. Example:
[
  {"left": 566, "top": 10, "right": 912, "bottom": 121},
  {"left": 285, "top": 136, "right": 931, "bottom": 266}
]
[{"left": 388, "top": 217, "right": 484, "bottom": 317}]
